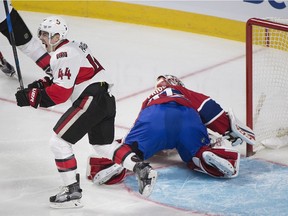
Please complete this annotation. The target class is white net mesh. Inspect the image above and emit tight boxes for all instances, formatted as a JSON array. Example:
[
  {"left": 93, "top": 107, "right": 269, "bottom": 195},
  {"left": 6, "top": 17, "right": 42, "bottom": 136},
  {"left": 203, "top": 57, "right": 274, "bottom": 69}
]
[{"left": 251, "top": 18, "right": 288, "bottom": 150}]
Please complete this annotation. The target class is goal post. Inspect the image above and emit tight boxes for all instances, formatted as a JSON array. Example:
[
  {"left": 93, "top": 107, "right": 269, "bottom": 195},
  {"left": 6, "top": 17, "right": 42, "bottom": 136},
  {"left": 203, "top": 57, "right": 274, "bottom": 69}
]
[{"left": 246, "top": 18, "right": 288, "bottom": 156}]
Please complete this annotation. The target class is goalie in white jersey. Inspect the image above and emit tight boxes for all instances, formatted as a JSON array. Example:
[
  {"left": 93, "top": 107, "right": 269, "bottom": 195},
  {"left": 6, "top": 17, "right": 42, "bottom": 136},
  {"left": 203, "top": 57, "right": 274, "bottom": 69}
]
[{"left": 14, "top": 16, "right": 151, "bottom": 209}]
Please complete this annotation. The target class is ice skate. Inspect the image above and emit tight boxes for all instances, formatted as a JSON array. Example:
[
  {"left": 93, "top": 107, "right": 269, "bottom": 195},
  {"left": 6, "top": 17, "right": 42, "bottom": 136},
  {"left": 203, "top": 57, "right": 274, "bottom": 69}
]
[
  {"left": 49, "top": 174, "right": 83, "bottom": 209},
  {"left": 133, "top": 162, "right": 157, "bottom": 197},
  {"left": 0, "top": 52, "right": 17, "bottom": 78},
  {"left": 202, "top": 151, "right": 235, "bottom": 177},
  {"left": 93, "top": 163, "right": 125, "bottom": 185}
]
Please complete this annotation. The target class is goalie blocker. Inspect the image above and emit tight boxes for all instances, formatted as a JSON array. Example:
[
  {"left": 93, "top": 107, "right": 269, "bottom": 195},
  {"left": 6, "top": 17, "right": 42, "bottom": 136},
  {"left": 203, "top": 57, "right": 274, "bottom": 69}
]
[{"left": 225, "top": 108, "right": 255, "bottom": 146}]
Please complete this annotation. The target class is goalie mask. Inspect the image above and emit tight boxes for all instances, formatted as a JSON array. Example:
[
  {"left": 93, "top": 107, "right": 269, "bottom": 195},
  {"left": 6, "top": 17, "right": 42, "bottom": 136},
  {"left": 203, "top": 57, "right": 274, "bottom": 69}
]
[
  {"left": 38, "top": 16, "right": 68, "bottom": 47},
  {"left": 155, "top": 75, "right": 185, "bottom": 88}
]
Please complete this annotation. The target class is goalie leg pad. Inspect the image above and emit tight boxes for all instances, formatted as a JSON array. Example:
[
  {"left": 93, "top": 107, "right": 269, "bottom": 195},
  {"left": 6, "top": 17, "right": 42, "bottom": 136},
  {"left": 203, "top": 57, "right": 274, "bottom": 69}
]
[
  {"left": 188, "top": 146, "right": 240, "bottom": 178},
  {"left": 87, "top": 156, "right": 126, "bottom": 185},
  {"left": 202, "top": 151, "right": 234, "bottom": 177},
  {"left": 93, "top": 163, "right": 125, "bottom": 185}
]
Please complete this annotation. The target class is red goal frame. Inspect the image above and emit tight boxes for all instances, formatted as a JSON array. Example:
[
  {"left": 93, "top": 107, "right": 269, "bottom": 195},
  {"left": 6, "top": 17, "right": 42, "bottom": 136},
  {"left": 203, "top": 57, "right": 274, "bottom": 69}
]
[{"left": 246, "top": 18, "right": 288, "bottom": 156}]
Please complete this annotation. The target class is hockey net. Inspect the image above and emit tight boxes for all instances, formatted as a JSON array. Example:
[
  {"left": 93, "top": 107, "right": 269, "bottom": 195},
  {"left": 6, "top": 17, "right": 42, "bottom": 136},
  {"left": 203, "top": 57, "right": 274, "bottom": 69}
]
[{"left": 246, "top": 18, "right": 288, "bottom": 156}]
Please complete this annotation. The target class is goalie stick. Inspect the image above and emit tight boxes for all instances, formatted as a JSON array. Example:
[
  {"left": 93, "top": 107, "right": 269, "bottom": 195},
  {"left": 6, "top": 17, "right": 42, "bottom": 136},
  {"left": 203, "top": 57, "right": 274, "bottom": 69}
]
[
  {"left": 3, "top": 0, "right": 24, "bottom": 89},
  {"left": 209, "top": 132, "right": 228, "bottom": 147}
]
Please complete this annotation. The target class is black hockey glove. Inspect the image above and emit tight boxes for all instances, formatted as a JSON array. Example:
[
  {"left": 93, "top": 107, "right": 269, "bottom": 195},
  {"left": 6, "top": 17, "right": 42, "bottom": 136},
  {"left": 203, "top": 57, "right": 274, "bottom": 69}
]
[
  {"left": 15, "top": 89, "right": 30, "bottom": 107},
  {"left": 15, "top": 88, "right": 41, "bottom": 108},
  {"left": 27, "top": 76, "right": 52, "bottom": 89}
]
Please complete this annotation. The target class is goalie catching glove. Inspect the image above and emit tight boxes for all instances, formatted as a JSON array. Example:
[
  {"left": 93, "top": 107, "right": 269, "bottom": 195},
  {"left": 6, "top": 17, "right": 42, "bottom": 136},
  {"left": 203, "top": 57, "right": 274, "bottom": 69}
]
[{"left": 225, "top": 108, "right": 256, "bottom": 146}]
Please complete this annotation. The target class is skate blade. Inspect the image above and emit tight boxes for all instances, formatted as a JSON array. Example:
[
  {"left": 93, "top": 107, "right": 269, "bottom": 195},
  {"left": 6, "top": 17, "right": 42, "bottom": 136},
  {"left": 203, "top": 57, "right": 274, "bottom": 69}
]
[
  {"left": 141, "top": 170, "right": 158, "bottom": 198},
  {"left": 2, "top": 72, "right": 18, "bottom": 79},
  {"left": 49, "top": 199, "right": 83, "bottom": 209},
  {"left": 93, "top": 164, "right": 124, "bottom": 185},
  {"left": 11, "top": 72, "right": 18, "bottom": 79}
]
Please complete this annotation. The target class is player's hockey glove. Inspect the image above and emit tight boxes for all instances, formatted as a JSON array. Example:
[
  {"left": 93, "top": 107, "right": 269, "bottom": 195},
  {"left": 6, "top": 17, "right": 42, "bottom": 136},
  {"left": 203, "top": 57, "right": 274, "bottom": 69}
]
[
  {"left": 15, "top": 88, "right": 41, "bottom": 108},
  {"left": 28, "top": 76, "right": 52, "bottom": 89}
]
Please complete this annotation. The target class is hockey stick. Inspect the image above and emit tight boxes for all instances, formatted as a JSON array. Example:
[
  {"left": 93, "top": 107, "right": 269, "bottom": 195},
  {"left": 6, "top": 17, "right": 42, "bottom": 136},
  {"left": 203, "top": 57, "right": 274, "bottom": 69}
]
[
  {"left": 209, "top": 132, "right": 229, "bottom": 147},
  {"left": 3, "top": 0, "right": 24, "bottom": 90}
]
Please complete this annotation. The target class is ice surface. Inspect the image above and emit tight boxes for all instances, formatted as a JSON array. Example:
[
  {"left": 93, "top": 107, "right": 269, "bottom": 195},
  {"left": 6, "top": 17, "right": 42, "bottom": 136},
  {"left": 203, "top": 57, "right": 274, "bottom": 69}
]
[{"left": 1, "top": 11, "right": 287, "bottom": 216}]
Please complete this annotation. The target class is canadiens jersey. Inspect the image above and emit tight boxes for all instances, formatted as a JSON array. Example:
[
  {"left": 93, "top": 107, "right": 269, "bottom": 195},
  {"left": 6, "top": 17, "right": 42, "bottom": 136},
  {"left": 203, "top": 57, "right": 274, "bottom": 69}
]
[
  {"left": 39, "top": 40, "right": 108, "bottom": 107},
  {"left": 141, "top": 85, "right": 230, "bottom": 135}
]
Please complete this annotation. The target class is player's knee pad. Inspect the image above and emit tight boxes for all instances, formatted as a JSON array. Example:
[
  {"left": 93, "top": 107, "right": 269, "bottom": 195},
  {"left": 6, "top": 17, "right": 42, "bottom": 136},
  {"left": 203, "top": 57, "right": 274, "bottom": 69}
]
[
  {"left": 49, "top": 133, "right": 73, "bottom": 159},
  {"left": 188, "top": 146, "right": 240, "bottom": 178},
  {"left": 87, "top": 156, "right": 126, "bottom": 185},
  {"left": 92, "top": 140, "right": 123, "bottom": 160}
]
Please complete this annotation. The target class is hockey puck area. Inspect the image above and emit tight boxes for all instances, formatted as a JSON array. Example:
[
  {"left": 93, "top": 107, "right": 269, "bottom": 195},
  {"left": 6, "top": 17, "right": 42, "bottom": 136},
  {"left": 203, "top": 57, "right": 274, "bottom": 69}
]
[{"left": 124, "top": 158, "right": 288, "bottom": 216}]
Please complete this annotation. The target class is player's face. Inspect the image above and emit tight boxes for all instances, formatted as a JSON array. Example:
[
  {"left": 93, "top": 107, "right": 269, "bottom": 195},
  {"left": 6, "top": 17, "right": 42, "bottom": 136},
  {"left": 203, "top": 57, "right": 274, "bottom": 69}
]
[
  {"left": 38, "top": 31, "right": 60, "bottom": 53},
  {"left": 155, "top": 76, "right": 166, "bottom": 89}
]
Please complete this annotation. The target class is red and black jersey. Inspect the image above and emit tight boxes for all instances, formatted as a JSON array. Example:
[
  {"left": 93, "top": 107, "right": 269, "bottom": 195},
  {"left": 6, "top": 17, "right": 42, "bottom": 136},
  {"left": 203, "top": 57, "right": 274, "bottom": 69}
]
[{"left": 39, "top": 40, "right": 106, "bottom": 107}]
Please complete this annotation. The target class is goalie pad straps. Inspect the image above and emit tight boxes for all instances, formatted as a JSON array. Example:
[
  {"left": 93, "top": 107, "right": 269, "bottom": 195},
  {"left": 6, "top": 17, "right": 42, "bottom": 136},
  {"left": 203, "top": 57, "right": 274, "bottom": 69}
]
[
  {"left": 87, "top": 157, "right": 126, "bottom": 185},
  {"left": 87, "top": 157, "right": 113, "bottom": 180},
  {"left": 227, "top": 108, "right": 256, "bottom": 145},
  {"left": 92, "top": 141, "right": 137, "bottom": 171},
  {"left": 187, "top": 146, "right": 240, "bottom": 178}
]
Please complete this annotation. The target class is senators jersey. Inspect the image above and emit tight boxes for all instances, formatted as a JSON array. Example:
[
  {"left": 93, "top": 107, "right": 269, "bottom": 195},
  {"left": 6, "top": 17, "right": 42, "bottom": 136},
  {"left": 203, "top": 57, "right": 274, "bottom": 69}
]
[
  {"left": 39, "top": 40, "right": 107, "bottom": 107},
  {"left": 141, "top": 85, "right": 230, "bottom": 135}
]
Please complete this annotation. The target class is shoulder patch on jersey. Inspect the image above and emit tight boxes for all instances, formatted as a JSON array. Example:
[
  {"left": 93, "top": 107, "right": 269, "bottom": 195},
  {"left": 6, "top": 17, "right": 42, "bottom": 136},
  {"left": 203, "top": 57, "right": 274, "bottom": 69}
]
[
  {"left": 79, "top": 42, "right": 88, "bottom": 52},
  {"left": 56, "top": 52, "right": 68, "bottom": 59}
]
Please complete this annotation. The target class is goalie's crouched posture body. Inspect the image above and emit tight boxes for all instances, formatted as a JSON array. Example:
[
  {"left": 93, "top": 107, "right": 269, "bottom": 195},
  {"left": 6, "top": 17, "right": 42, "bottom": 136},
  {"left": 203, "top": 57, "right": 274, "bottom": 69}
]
[
  {"left": 15, "top": 16, "right": 155, "bottom": 208},
  {"left": 89, "top": 75, "right": 255, "bottom": 196}
]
